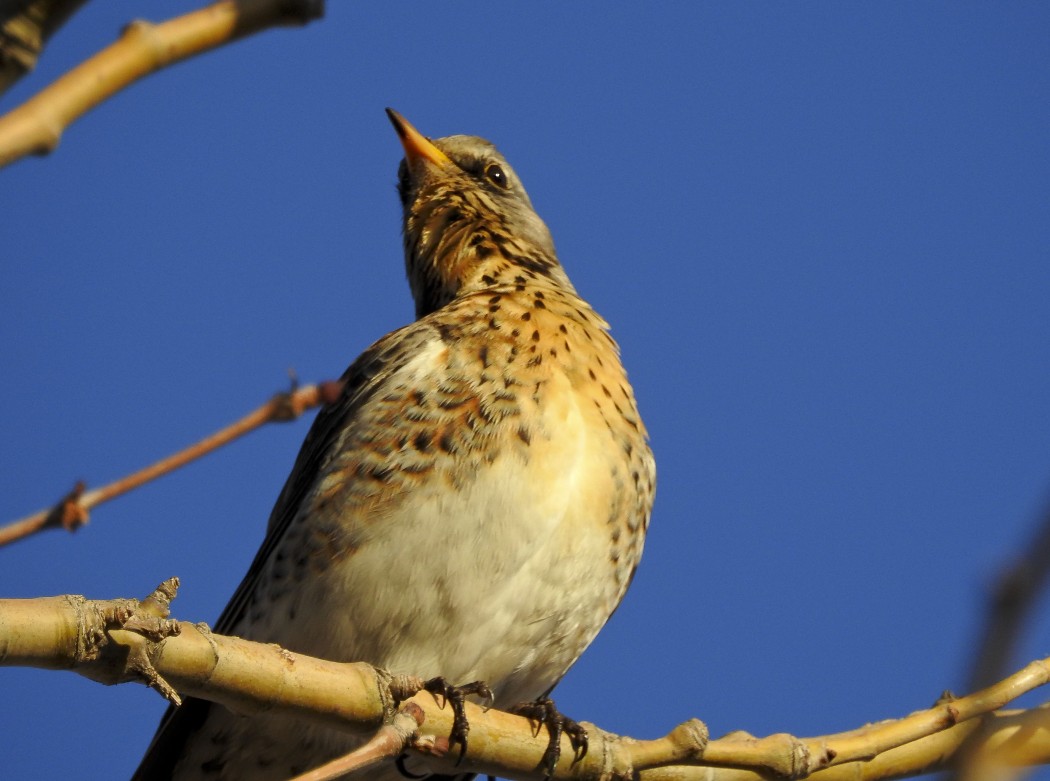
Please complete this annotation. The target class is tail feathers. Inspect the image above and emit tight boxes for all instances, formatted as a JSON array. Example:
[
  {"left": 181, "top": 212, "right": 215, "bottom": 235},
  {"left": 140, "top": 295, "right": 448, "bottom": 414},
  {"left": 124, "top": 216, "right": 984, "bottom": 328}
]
[{"left": 131, "top": 697, "right": 212, "bottom": 780}]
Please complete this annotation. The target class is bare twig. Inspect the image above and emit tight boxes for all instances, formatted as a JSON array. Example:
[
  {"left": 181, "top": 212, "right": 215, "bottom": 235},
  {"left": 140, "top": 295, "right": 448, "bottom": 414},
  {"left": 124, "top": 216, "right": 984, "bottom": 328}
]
[
  {"left": 290, "top": 703, "right": 427, "bottom": 781},
  {"left": 944, "top": 486, "right": 1050, "bottom": 781},
  {"left": 0, "top": 380, "right": 344, "bottom": 548},
  {"left": 969, "top": 491, "right": 1050, "bottom": 691},
  {"left": 0, "top": 0, "right": 324, "bottom": 169}
]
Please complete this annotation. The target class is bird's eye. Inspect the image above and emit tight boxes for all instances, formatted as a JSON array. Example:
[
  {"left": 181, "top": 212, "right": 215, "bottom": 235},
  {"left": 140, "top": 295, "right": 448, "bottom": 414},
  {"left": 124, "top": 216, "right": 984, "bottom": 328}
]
[{"left": 484, "top": 163, "right": 509, "bottom": 189}]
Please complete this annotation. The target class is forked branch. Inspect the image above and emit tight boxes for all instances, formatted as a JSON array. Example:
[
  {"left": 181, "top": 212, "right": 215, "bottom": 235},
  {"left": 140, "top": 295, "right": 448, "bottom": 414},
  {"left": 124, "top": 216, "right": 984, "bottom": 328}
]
[{"left": 1, "top": 579, "right": 1049, "bottom": 781}]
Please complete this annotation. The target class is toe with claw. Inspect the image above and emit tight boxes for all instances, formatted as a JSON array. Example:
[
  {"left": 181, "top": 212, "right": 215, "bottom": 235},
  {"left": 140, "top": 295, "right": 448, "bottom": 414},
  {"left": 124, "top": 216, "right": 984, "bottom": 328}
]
[
  {"left": 512, "top": 696, "right": 588, "bottom": 777},
  {"left": 423, "top": 677, "right": 494, "bottom": 763}
]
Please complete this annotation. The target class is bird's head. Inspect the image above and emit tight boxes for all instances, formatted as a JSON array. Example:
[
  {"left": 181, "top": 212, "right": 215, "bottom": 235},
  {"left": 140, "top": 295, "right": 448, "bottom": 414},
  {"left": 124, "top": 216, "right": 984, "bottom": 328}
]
[{"left": 386, "top": 109, "right": 568, "bottom": 318}]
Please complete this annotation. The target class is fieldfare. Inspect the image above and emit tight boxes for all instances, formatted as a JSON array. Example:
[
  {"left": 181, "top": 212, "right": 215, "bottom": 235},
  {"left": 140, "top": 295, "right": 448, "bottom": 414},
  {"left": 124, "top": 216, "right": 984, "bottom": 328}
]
[{"left": 133, "top": 109, "right": 655, "bottom": 780}]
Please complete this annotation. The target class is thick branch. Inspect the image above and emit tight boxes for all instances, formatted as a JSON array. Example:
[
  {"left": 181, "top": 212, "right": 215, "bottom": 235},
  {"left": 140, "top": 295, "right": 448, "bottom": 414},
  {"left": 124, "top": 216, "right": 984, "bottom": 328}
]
[
  {"left": 0, "top": 0, "right": 324, "bottom": 169},
  {"left": 2, "top": 582, "right": 1050, "bottom": 781}
]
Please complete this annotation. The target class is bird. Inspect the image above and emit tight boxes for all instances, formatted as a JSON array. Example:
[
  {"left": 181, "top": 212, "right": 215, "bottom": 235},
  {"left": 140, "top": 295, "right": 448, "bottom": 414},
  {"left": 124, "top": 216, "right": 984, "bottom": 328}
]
[{"left": 133, "top": 109, "right": 655, "bottom": 780}]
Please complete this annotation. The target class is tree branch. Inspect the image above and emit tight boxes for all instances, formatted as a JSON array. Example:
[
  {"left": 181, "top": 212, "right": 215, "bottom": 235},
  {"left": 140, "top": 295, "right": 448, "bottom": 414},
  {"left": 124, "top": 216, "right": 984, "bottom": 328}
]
[
  {"left": 969, "top": 492, "right": 1050, "bottom": 692},
  {"left": 289, "top": 703, "right": 427, "bottom": 781},
  {"left": 2, "top": 579, "right": 1050, "bottom": 781},
  {"left": 0, "top": 379, "right": 343, "bottom": 548},
  {"left": 0, "top": 0, "right": 324, "bottom": 169}
]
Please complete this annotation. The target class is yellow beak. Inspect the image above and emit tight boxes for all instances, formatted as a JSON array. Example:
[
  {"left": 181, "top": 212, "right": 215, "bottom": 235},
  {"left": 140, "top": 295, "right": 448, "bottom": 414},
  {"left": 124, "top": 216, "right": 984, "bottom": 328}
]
[{"left": 386, "top": 108, "right": 453, "bottom": 168}]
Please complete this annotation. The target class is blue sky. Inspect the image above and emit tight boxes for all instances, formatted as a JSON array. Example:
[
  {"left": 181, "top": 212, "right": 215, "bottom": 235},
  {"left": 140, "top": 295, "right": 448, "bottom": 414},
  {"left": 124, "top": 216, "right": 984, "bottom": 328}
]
[{"left": 3, "top": 3, "right": 1050, "bottom": 778}]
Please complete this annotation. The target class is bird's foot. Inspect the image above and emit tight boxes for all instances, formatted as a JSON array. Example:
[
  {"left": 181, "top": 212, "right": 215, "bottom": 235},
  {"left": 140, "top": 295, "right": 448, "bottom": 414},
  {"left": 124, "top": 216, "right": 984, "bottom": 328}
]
[
  {"left": 423, "top": 677, "right": 494, "bottom": 763},
  {"left": 511, "top": 696, "right": 587, "bottom": 777}
]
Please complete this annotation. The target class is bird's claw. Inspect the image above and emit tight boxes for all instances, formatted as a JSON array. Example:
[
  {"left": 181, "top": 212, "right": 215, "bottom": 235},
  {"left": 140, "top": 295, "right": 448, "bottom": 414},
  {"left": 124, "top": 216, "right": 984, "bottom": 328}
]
[
  {"left": 511, "top": 696, "right": 588, "bottom": 777},
  {"left": 423, "top": 677, "right": 494, "bottom": 763}
]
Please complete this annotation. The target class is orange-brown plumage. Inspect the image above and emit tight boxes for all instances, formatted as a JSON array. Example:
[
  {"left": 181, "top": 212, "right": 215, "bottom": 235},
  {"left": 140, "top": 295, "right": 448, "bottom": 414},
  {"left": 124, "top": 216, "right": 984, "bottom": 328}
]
[{"left": 134, "top": 110, "right": 654, "bottom": 780}]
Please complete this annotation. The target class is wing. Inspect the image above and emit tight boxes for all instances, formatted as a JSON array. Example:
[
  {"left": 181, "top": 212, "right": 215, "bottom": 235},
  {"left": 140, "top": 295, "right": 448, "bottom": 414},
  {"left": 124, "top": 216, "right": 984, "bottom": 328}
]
[
  {"left": 132, "top": 321, "right": 445, "bottom": 780},
  {"left": 213, "top": 322, "right": 443, "bottom": 636}
]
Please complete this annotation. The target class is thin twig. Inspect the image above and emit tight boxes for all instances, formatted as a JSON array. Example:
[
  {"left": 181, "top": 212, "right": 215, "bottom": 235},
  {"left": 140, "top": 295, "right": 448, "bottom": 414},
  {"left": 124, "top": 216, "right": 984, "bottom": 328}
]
[
  {"left": 969, "top": 490, "right": 1050, "bottom": 691},
  {"left": 290, "top": 703, "right": 426, "bottom": 781},
  {"left": 0, "top": 0, "right": 324, "bottom": 169},
  {"left": 817, "top": 659, "right": 1050, "bottom": 769},
  {"left": 944, "top": 485, "right": 1050, "bottom": 781},
  {"left": 0, "top": 380, "right": 343, "bottom": 548}
]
